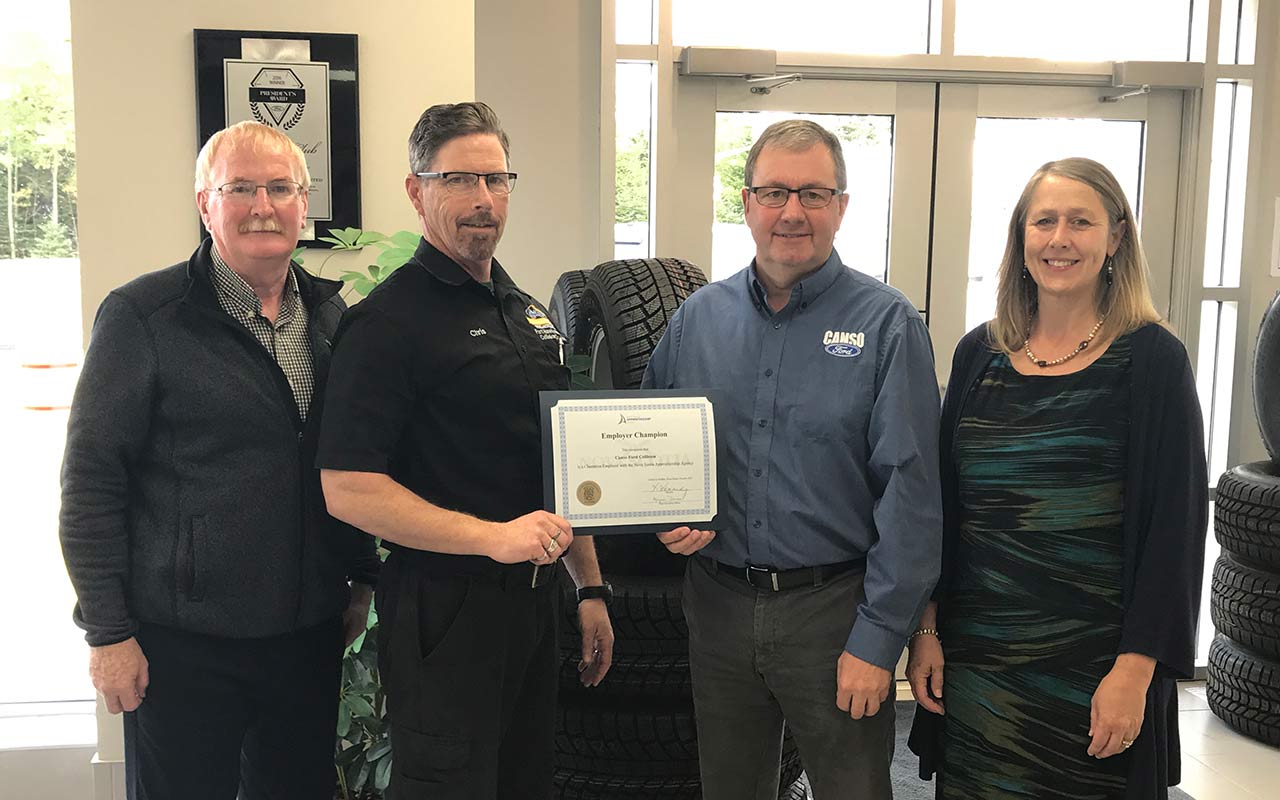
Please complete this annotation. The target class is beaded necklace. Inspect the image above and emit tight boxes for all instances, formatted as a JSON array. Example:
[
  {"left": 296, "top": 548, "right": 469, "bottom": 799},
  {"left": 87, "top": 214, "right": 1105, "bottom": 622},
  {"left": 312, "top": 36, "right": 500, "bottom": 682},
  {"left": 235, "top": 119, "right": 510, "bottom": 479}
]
[{"left": 1023, "top": 317, "right": 1105, "bottom": 368}]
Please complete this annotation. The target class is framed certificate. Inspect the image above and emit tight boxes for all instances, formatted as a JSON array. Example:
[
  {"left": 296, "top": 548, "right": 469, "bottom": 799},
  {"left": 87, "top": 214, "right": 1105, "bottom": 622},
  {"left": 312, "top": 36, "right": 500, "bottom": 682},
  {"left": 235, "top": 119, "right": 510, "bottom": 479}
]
[
  {"left": 540, "top": 390, "right": 726, "bottom": 535},
  {"left": 194, "top": 29, "right": 360, "bottom": 246}
]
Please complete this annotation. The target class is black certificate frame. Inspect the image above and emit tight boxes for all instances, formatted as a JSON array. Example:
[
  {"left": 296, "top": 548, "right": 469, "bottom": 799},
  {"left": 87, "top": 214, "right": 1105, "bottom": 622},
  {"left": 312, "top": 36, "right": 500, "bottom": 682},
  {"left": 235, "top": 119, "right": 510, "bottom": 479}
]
[
  {"left": 539, "top": 389, "right": 727, "bottom": 536},
  {"left": 194, "top": 28, "right": 360, "bottom": 247}
]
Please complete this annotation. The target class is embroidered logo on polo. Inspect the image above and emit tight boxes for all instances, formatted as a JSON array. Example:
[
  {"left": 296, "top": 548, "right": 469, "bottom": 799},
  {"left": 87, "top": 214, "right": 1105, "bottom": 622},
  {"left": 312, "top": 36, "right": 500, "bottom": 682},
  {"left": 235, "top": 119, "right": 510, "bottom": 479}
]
[
  {"left": 525, "top": 304, "right": 564, "bottom": 342},
  {"left": 822, "top": 330, "right": 865, "bottom": 358}
]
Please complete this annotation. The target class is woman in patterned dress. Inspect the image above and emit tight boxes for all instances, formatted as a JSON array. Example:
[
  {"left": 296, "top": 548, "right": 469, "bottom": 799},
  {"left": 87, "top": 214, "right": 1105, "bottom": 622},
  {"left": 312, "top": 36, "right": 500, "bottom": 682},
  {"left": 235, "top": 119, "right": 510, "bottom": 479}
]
[{"left": 907, "top": 158, "right": 1207, "bottom": 800}]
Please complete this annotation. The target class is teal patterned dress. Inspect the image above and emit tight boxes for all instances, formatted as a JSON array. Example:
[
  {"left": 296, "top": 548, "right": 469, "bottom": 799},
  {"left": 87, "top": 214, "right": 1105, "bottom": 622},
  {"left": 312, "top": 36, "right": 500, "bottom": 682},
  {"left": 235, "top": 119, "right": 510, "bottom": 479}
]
[{"left": 938, "top": 335, "right": 1133, "bottom": 800}]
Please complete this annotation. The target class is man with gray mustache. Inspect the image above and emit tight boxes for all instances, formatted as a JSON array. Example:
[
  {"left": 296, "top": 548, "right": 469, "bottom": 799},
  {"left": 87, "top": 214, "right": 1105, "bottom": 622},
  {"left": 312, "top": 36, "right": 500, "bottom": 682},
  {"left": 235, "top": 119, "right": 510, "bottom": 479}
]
[
  {"left": 317, "top": 101, "right": 614, "bottom": 799},
  {"left": 59, "top": 120, "right": 378, "bottom": 800}
]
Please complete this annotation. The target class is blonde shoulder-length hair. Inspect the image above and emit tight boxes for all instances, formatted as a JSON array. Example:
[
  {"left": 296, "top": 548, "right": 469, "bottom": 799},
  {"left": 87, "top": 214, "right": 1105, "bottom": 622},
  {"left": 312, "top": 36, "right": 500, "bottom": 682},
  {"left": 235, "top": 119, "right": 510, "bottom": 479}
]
[{"left": 988, "top": 157, "right": 1164, "bottom": 354}]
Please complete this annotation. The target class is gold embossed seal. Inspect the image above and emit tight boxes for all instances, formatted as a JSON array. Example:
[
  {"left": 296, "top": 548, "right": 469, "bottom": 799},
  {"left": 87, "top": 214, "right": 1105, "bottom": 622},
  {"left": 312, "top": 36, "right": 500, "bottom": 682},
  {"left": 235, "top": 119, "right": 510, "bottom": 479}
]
[{"left": 576, "top": 480, "right": 602, "bottom": 506}]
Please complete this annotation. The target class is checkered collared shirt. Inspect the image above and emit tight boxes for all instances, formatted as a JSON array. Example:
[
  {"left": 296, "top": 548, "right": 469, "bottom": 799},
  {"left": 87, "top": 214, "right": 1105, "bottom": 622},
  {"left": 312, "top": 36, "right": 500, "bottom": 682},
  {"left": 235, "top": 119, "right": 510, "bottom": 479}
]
[{"left": 209, "top": 246, "right": 315, "bottom": 420}]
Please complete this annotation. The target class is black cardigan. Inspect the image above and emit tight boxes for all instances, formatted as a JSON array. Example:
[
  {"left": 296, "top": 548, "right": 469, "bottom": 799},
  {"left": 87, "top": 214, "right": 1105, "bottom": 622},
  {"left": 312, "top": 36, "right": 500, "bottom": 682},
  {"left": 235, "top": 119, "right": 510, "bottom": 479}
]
[{"left": 909, "top": 322, "right": 1208, "bottom": 800}]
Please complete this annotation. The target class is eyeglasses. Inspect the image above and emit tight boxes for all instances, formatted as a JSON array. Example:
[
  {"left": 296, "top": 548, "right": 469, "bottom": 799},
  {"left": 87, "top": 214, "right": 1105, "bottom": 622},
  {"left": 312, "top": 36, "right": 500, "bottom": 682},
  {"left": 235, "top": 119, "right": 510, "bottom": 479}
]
[
  {"left": 416, "top": 171, "right": 518, "bottom": 195},
  {"left": 212, "top": 180, "right": 306, "bottom": 204},
  {"left": 747, "top": 186, "right": 841, "bottom": 209}
]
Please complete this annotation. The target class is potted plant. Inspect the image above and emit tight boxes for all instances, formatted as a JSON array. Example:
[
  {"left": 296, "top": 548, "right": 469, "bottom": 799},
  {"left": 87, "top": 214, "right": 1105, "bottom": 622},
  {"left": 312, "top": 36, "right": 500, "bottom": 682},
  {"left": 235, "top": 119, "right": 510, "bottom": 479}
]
[{"left": 295, "top": 229, "right": 416, "bottom": 798}]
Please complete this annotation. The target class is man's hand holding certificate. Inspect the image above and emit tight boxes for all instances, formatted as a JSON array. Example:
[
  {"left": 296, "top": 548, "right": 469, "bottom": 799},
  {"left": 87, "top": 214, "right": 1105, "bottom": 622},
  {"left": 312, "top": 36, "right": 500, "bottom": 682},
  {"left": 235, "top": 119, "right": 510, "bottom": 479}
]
[{"left": 540, "top": 391, "right": 725, "bottom": 535}]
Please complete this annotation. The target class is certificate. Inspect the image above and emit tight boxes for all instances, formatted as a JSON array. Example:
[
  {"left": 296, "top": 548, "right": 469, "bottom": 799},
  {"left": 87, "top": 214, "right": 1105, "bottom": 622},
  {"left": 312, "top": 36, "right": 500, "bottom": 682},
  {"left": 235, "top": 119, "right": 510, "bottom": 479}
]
[{"left": 540, "top": 390, "right": 725, "bottom": 535}]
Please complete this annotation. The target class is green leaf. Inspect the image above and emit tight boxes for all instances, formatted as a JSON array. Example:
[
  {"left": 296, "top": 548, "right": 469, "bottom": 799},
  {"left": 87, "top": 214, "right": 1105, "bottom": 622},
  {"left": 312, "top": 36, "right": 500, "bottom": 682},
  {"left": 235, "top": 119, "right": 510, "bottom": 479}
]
[
  {"left": 346, "top": 695, "right": 375, "bottom": 718},
  {"left": 335, "top": 743, "right": 364, "bottom": 767},
  {"left": 375, "top": 248, "right": 412, "bottom": 272},
  {"left": 367, "top": 739, "right": 393, "bottom": 762},
  {"left": 316, "top": 235, "right": 348, "bottom": 247},
  {"left": 387, "top": 230, "right": 420, "bottom": 249},
  {"left": 290, "top": 246, "right": 306, "bottom": 265},
  {"left": 354, "top": 230, "right": 388, "bottom": 246},
  {"left": 329, "top": 227, "right": 366, "bottom": 248},
  {"left": 348, "top": 630, "right": 366, "bottom": 654},
  {"left": 368, "top": 264, "right": 381, "bottom": 281},
  {"left": 335, "top": 703, "right": 352, "bottom": 738},
  {"left": 354, "top": 760, "right": 371, "bottom": 790},
  {"left": 374, "top": 752, "right": 394, "bottom": 790},
  {"left": 338, "top": 270, "right": 367, "bottom": 283},
  {"left": 353, "top": 278, "right": 376, "bottom": 296}
]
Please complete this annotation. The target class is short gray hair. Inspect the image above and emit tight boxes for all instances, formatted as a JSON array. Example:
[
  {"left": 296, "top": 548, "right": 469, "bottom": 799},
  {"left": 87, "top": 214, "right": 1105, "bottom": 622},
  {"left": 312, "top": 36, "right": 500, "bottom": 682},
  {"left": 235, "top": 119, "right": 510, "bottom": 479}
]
[
  {"left": 194, "top": 121, "right": 310, "bottom": 191},
  {"left": 743, "top": 119, "right": 846, "bottom": 191},
  {"left": 408, "top": 101, "right": 511, "bottom": 174}
]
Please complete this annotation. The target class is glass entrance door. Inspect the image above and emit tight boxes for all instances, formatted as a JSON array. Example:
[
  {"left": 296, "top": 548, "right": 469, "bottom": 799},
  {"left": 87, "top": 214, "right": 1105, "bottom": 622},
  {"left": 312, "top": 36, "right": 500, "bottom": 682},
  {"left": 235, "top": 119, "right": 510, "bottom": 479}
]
[{"left": 928, "top": 83, "right": 1185, "bottom": 382}]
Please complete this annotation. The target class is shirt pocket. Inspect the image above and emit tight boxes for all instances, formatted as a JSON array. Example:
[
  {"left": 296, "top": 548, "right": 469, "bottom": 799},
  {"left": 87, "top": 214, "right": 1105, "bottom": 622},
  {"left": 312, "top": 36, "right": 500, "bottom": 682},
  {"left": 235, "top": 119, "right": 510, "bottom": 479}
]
[{"left": 787, "top": 360, "right": 874, "bottom": 443}]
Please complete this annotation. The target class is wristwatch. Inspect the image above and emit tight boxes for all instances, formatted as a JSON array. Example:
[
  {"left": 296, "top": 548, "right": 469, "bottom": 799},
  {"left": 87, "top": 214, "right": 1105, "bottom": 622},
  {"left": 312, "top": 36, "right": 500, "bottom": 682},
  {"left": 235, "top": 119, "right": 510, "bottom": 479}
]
[{"left": 576, "top": 582, "right": 613, "bottom": 605}]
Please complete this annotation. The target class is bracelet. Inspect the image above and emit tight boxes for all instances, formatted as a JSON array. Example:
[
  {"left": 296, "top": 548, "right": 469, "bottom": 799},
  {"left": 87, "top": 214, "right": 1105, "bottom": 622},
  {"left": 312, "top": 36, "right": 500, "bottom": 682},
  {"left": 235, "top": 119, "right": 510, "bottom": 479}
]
[{"left": 909, "top": 627, "right": 940, "bottom": 643}]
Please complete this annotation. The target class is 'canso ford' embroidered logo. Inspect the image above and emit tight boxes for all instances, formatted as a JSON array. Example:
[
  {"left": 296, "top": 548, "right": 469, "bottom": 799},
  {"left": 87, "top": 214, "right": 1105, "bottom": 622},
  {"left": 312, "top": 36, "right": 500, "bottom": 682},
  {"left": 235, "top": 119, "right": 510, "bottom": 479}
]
[{"left": 822, "top": 330, "right": 865, "bottom": 358}]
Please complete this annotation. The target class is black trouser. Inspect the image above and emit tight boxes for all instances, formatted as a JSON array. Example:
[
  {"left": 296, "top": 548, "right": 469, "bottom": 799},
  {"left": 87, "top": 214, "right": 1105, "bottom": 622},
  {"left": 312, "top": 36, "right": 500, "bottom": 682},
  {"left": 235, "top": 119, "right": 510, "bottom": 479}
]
[
  {"left": 123, "top": 617, "right": 344, "bottom": 800},
  {"left": 377, "top": 554, "right": 560, "bottom": 800}
]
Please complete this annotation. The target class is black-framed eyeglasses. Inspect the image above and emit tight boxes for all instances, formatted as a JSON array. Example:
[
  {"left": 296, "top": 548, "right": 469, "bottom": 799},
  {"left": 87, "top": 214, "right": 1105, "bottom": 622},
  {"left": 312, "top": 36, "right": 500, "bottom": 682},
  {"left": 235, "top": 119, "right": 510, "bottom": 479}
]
[
  {"left": 416, "top": 171, "right": 518, "bottom": 195},
  {"left": 212, "top": 180, "right": 306, "bottom": 204},
  {"left": 747, "top": 186, "right": 841, "bottom": 209}
]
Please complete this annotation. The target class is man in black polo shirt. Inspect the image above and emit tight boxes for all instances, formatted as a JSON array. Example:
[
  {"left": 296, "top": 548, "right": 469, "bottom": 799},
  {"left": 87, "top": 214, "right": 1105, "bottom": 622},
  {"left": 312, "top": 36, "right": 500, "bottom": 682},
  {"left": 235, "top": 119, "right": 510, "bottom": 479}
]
[{"left": 317, "top": 102, "right": 614, "bottom": 800}]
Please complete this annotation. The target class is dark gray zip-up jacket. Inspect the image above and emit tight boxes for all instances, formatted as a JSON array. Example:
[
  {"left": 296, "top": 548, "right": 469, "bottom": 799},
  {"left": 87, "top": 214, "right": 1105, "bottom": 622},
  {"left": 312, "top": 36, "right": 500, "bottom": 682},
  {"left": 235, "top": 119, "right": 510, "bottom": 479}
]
[{"left": 59, "top": 238, "right": 378, "bottom": 647}]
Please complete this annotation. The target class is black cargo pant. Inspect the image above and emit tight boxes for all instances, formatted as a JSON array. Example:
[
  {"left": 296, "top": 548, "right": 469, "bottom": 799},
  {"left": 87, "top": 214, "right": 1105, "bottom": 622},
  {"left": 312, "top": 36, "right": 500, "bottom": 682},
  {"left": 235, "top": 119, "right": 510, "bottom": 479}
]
[
  {"left": 377, "top": 554, "right": 561, "bottom": 800},
  {"left": 685, "top": 555, "right": 895, "bottom": 800},
  {"left": 123, "top": 617, "right": 344, "bottom": 800}
]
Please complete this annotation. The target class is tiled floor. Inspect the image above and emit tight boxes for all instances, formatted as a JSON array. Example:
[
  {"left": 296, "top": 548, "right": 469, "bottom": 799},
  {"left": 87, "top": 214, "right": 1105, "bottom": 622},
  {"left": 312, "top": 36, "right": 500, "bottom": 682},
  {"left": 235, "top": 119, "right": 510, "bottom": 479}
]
[
  {"left": 890, "top": 680, "right": 1279, "bottom": 799},
  {"left": 1175, "top": 683, "right": 1280, "bottom": 799},
  {"left": 1, "top": 683, "right": 1276, "bottom": 798}
]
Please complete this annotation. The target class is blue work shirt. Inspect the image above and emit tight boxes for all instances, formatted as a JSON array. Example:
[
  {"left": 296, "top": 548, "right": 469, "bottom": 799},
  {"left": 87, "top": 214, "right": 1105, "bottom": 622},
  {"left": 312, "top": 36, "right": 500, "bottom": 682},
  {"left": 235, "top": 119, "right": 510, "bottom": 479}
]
[{"left": 642, "top": 250, "right": 943, "bottom": 669}]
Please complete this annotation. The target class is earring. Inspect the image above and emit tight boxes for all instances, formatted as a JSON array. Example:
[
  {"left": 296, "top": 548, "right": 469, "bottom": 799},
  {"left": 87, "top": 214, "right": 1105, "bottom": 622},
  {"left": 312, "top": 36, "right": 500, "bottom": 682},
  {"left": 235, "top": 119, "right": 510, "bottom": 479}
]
[
  {"left": 1105, "top": 255, "right": 1114, "bottom": 286},
  {"left": 1021, "top": 265, "right": 1030, "bottom": 280}
]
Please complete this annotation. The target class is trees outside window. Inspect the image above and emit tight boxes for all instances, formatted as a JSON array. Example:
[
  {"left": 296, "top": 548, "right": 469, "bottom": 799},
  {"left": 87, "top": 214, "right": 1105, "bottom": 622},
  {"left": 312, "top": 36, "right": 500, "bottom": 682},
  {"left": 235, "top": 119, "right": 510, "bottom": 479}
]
[{"left": 0, "top": 27, "right": 77, "bottom": 260}]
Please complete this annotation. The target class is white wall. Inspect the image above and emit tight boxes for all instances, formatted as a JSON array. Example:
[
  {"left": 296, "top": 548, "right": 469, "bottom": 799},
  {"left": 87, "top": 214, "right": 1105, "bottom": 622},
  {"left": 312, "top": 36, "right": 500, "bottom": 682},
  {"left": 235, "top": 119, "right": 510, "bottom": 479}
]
[
  {"left": 475, "top": 0, "right": 602, "bottom": 307},
  {"left": 69, "top": 0, "right": 475, "bottom": 336}
]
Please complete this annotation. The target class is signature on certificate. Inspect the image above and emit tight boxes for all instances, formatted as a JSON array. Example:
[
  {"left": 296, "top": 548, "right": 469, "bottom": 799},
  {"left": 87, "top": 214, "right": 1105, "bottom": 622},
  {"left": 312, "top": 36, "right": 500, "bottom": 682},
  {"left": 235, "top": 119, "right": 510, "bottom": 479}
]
[{"left": 645, "top": 481, "right": 691, "bottom": 505}]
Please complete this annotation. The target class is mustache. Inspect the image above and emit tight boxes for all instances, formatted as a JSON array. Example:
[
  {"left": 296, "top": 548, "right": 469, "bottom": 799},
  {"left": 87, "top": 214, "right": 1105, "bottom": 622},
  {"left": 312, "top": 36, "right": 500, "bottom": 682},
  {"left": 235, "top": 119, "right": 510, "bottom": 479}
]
[
  {"left": 458, "top": 213, "right": 499, "bottom": 228},
  {"left": 239, "top": 220, "right": 283, "bottom": 233}
]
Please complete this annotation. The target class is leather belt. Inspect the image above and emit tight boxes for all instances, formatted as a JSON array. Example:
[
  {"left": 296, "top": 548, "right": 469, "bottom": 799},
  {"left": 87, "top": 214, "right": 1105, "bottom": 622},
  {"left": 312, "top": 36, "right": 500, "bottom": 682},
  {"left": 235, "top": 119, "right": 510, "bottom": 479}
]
[{"left": 704, "top": 555, "right": 866, "bottom": 592}]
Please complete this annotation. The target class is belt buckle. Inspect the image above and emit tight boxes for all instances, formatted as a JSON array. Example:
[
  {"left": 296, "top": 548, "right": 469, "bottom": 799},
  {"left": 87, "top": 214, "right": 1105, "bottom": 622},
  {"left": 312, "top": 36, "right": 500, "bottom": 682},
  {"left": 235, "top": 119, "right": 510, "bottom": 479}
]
[
  {"left": 745, "top": 564, "right": 780, "bottom": 592},
  {"left": 530, "top": 564, "right": 541, "bottom": 589}
]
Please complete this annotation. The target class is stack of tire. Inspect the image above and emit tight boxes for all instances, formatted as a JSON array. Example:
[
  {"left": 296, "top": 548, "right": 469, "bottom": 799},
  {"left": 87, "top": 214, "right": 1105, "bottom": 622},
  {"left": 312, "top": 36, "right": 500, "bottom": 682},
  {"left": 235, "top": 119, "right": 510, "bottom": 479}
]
[
  {"left": 1206, "top": 290, "right": 1280, "bottom": 747},
  {"left": 547, "top": 259, "right": 810, "bottom": 799}
]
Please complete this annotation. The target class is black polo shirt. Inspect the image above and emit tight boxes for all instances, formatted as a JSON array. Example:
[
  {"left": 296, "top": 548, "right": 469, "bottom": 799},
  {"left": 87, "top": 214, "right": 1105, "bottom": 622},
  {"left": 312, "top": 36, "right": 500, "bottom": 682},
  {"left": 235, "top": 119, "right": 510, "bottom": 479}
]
[{"left": 315, "top": 237, "right": 569, "bottom": 554}]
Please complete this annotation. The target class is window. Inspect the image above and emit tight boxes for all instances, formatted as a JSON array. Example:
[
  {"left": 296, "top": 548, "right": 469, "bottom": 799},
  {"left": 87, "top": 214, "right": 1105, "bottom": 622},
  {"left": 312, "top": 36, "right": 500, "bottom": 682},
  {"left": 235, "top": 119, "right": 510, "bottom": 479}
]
[
  {"left": 1203, "top": 81, "right": 1252, "bottom": 288},
  {"left": 711, "top": 111, "right": 892, "bottom": 282},
  {"left": 673, "top": 0, "right": 931, "bottom": 55},
  {"left": 954, "top": 0, "right": 1194, "bottom": 61},
  {"left": 0, "top": 0, "right": 90, "bottom": 705},
  {"left": 615, "top": 61, "right": 654, "bottom": 259},
  {"left": 965, "top": 117, "right": 1144, "bottom": 332},
  {"left": 616, "top": 0, "right": 655, "bottom": 45}
]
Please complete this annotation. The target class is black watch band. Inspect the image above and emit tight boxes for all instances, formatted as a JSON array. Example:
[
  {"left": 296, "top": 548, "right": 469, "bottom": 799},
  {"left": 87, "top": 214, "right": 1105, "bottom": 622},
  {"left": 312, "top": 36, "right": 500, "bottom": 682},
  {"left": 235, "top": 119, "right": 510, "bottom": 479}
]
[{"left": 576, "top": 583, "right": 613, "bottom": 604}]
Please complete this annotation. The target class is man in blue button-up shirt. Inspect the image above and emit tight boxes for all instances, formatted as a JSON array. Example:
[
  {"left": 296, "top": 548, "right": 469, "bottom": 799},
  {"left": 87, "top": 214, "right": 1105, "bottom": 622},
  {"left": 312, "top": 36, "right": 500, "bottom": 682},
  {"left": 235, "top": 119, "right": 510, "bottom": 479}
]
[{"left": 645, "top": 120, "right": 942, "bottom": 800}]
